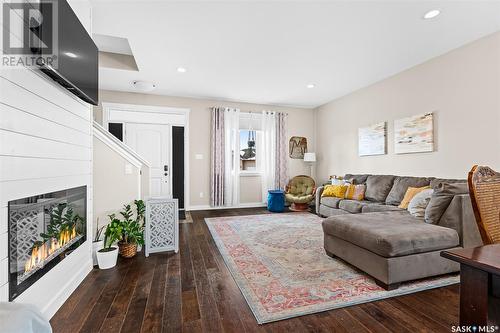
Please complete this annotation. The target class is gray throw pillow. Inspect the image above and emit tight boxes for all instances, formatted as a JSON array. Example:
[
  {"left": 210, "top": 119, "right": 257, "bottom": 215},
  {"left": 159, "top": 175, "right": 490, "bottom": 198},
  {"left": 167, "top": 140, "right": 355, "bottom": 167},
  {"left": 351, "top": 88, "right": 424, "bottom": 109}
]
[
  {"left": 424, "top": 182, "right": 469, "bottom": 224},
  {"left": 385, "top": 176, "right": 431, "bottom": 206},
  {"left": 364, "top": 175, "right": 396, "bottom": 202},
  {"left": 408, "top": 189, "right": 433, "bottom": 218}
]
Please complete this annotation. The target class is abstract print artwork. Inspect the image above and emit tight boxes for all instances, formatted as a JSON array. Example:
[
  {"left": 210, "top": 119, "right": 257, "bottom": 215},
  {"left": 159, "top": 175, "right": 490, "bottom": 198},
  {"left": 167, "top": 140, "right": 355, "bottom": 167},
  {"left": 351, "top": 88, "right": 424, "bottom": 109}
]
[
  {"left": 358, "top": 122, "right": 387, "bottom": 156},
  {"left": 394, "top": 113, "right": 434, "bottom": 154},
  {"left": 289, "top": 136, "right": 307, "bottom": 159}
]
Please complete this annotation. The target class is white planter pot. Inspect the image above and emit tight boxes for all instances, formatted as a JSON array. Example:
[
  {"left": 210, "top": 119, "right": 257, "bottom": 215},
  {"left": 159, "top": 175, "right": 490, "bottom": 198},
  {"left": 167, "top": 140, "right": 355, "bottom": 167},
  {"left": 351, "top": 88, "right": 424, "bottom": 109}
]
[
  {"left": 96, "top": 247, "right": 118, "bottom": 269},
  {"left": 92, "top": 240, "right": 104, "bottom": 266}
]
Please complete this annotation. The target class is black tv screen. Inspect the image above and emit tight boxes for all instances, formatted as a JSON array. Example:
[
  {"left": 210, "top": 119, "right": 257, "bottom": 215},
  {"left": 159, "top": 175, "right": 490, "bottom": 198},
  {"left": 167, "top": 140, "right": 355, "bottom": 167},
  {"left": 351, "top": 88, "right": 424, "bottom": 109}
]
[{"left": 36, "top": 0, "right": 98, "bottom": 105}]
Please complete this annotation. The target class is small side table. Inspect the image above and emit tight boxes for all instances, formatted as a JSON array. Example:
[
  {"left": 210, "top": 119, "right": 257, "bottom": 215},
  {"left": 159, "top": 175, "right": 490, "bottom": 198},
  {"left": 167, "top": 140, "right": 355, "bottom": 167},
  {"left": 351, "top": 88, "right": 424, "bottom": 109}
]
[
  {"left": 267, "top": 190, "right": 285, "bottom": 213},
  {"left": 441, "top": 245, "right": 500, "bottom": 327}
]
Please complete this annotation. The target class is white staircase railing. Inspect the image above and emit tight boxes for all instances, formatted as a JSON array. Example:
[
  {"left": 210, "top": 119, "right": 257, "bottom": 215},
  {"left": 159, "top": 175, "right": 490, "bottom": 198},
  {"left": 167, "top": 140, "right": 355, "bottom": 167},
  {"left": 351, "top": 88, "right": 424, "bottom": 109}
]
[{"left": 92, "top": 121, "right": 151, "bottom": 170}]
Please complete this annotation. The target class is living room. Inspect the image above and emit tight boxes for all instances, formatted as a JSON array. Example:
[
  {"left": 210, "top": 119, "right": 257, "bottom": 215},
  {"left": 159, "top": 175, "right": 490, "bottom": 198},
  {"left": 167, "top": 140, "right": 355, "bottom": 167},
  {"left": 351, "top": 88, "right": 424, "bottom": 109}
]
[{"left": 0, "top": 1, "right": 499, "bottom": 332}]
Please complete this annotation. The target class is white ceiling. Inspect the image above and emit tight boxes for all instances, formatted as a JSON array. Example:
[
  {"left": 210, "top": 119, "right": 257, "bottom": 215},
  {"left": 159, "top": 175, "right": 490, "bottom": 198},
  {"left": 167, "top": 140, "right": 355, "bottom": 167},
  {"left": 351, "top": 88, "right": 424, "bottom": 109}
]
[
  {"left": 90, "top": 1, "right": 500, "bottom": 108},
  {"left": 93, "top": 34, "right": 133, "bottom": 55}
]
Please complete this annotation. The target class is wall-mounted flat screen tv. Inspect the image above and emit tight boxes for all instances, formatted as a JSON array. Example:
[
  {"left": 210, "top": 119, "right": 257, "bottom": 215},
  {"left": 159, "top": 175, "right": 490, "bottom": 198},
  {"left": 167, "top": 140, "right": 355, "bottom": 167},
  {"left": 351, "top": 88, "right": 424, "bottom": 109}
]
[{"left": 33, "top": 0, "right": 98, "bottom": 105}]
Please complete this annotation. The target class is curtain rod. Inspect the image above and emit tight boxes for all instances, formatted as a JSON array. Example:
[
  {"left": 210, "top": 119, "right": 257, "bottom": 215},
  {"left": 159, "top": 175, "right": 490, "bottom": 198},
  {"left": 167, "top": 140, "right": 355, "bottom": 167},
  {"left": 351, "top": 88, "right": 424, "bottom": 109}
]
[
  {"left": 211, "top": 107, "right": 288, "bottom": 116},
  {"left": 243, "top": 111, "right": 289, "bottom": 116}
]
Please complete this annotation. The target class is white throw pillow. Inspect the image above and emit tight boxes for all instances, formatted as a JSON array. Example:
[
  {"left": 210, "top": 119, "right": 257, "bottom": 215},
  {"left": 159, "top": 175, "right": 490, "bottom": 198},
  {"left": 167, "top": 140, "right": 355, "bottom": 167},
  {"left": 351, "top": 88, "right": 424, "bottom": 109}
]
[
  {"left": 408, "top": 189, "right": 434, "bottom": 218},
  {"left": 331, "top": 178, "right": 348, "bottom": 186}
]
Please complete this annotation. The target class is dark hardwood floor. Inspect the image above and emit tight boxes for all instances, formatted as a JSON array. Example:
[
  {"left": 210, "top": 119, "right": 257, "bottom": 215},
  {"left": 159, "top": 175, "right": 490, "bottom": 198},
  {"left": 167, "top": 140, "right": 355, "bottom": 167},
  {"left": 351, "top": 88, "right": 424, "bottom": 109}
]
[{"left": 51, "top": 208, "right": 460, "bottom": 333}]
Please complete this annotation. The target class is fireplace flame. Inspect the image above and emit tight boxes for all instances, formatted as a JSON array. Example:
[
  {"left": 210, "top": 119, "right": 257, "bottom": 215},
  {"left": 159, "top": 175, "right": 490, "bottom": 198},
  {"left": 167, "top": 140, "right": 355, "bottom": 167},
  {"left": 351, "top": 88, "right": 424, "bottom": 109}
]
[{"left": 24, "top": 226, "right": 78, "bottom": 273}]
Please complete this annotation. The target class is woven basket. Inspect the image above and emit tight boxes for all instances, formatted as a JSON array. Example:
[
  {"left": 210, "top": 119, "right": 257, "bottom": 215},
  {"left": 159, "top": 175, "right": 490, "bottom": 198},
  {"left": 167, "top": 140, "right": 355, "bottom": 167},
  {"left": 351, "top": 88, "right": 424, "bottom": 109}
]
[{"left": 118, "top": 241, "right": 137, "bottom": 258}]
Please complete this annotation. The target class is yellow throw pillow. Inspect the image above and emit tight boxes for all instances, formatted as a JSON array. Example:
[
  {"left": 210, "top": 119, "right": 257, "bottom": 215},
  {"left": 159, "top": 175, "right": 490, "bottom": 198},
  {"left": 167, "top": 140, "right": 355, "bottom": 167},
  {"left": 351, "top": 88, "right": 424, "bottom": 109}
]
[
  {"left": 322, "top": 185, "right": 347, "bottom": 198},
  {"left": 398, "top": 186, "right": 430, "bottom": 209},
  {"left": 344, "top": 184, "right": 366, "bottom": 201}
]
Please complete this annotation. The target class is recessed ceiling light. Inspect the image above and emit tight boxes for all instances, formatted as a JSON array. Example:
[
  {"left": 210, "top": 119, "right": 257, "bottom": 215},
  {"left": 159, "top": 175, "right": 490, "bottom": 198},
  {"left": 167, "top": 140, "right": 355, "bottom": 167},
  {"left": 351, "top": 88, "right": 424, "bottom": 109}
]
[
  {"left": 65, "top": 52, "right": 77, "bottom": 58},
  {"left": 306, "top": 84, "right": 315, "bottom": 89},
  {"left": 423, "top": 9, "right": 441, "bottom": 20},
  {"left": 177, "top": 67, "right": 187, "bottom": 73},
  {"left": 132, "top": 80, "right": 156, "bottom": 92}
]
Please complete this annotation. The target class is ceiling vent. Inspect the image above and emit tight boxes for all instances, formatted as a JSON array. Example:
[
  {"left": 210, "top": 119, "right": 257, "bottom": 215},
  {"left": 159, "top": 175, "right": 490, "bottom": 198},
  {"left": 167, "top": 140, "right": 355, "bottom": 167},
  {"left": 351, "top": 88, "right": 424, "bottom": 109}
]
[{"left": 132, "top": 80, "right": 156, "bottom": 92}]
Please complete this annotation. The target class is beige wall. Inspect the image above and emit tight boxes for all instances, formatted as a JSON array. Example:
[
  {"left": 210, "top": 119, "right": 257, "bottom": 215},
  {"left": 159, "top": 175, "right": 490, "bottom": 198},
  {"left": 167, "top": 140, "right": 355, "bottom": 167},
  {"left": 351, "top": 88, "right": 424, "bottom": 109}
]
[
  {"left": 315, "top": 31, "right": 500, "bottom": 183},
  {"left": 93, "top": 137, "right": 141, "bottom": 229},
  {"left": 94, "top": 91, "right": 315, "bottom": 208},
  {"left": 240, "top": 175, "right": 263, "bottom": 203},
  {"left": 140, "top": 165, "right": 150, "bottom": 200}
]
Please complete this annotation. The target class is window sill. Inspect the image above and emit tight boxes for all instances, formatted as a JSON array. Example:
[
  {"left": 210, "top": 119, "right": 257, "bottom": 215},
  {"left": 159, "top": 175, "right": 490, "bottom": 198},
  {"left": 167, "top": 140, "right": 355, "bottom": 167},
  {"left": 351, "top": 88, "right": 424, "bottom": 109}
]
[{"left": 239, "top": 172, "right": 262, "bottom": 177}]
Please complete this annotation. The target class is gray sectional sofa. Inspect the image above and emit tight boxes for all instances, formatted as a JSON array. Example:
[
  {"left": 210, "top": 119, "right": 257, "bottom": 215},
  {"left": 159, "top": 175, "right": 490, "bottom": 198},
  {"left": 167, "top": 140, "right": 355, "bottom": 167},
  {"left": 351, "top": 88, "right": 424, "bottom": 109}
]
[{"left": 317, "top": 174, "right": 483, "bottom": 290}]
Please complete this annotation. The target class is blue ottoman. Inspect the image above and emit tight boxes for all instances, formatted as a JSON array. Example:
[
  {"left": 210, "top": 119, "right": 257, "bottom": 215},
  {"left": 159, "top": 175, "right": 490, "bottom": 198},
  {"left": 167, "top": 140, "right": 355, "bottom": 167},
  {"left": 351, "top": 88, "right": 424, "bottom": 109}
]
[{"left": 267, "top": 190, "right": 285, "bottom": 212}]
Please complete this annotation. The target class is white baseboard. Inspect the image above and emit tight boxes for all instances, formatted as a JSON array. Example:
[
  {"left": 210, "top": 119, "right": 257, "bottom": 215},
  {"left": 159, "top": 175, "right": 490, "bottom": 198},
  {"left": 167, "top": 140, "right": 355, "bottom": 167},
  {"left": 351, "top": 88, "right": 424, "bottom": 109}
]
[
  {"left": 188, "top": 202, "right": 266, "bottom": 211},
  {"left": 43, "top": 259, "right": 93, "bottom": 319},
  {"left": 238, "top": 202, "right": 267, "bottom": 208}
]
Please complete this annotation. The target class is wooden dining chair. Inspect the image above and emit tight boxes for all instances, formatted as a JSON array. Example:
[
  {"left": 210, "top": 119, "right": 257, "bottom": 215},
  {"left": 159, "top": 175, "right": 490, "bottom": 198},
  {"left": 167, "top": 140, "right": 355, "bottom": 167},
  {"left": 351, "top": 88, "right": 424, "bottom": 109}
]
[{"left": 468, "top": 165, "right": 500, "bottom": 244}]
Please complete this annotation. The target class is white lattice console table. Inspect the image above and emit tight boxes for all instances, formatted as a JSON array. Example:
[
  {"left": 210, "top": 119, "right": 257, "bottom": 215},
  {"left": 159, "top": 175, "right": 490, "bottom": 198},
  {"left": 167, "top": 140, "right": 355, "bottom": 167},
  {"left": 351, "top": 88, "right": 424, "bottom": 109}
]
[{"left": 145, "top": 198, "right": 179, "bottom": 256}]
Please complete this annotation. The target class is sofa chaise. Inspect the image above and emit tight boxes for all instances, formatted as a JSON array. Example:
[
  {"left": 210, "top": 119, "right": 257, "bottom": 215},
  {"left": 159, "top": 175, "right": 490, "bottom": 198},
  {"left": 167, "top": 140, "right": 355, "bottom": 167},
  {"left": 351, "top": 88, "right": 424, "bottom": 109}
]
[{"left": 317, "top": 174, "right": 483, "bottom": 290}]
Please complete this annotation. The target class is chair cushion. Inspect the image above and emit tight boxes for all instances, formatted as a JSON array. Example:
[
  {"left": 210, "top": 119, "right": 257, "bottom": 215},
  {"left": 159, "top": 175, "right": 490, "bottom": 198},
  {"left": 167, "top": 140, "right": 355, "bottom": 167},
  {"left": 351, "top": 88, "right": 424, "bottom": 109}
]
[
  {"left": 385, "top": 176, "right": 431, "bottom": 206},
  {"left": 365, "top": 175, "right": 396, "bottom": 202},
  {"left": 322, "top": 212, "right": 459, "bottom": 257},
  {"left": 338, "top": 200, "right": 372, "bottom": 213},
  {"left": 285, "top": 193, "right": 314, "bottom": 204},
  {"left": 321, "top": 197, "right": 343, "bottom": 209},
  {"left": 361, "top": 204, "right": 404, "bottom": 213},
  {"left": 319, "top": 205, "right": 352, "bottom": 217},
  {"left": 287, "top": 176, "right": 315, "bottom": 195}
]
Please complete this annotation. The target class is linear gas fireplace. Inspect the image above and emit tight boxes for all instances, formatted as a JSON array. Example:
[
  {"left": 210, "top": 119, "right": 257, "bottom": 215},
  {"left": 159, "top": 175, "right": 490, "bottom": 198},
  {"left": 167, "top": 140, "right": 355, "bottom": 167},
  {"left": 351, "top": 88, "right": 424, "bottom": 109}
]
[{"left": 8, "top": 186, "right": 87, "bottom": 301}]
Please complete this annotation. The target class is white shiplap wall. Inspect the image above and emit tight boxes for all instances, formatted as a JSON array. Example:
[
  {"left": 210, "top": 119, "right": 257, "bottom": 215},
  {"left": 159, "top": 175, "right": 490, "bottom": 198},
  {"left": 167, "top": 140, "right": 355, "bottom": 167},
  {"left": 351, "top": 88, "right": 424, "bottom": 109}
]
[
  {"left": 0, "top": 68, "right": 93, "bottom": 317},
  {"left": 0, "top": 0, "right": 94, "bottom": 318}
]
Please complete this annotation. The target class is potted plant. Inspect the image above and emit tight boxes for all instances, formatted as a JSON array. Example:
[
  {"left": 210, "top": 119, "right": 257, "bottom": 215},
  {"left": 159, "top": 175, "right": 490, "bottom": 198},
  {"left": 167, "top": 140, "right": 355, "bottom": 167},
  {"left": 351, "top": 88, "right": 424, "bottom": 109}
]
[
  {"left": 117, "top": 200, "right": 145, "bottom": 258},
  {"left": 135, "top": 200, "right": 145, "bottom": 252},
  {"left": 92, "top": 218, "right": 105, "bottom": 266},
  {"left": 96, "top": 217, "right": 122, "bottom": 269}
]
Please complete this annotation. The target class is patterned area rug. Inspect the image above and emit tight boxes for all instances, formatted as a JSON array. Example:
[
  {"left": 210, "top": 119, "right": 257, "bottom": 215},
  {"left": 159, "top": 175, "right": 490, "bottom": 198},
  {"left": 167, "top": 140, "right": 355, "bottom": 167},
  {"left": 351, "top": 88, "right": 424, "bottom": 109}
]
[{"left": 205, "top": 213, "right": 459, "bottom": 324}]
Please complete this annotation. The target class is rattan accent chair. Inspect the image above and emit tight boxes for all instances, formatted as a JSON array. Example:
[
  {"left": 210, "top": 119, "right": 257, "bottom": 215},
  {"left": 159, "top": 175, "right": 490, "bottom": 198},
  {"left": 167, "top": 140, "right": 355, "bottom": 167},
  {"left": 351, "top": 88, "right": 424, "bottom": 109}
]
[
  {"left": 285, "top": 175, "right": 316, "bottom": 212},
  {"left": 468, "top": 165, "right": 500, "bottom": 244}
]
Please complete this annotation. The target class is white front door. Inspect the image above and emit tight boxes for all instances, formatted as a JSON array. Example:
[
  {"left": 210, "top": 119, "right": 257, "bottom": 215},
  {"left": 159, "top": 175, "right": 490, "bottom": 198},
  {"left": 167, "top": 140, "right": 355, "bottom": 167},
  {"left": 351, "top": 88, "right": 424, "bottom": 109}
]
[{"left": 125, "top": 123, "right": 171, "bottom": 198}]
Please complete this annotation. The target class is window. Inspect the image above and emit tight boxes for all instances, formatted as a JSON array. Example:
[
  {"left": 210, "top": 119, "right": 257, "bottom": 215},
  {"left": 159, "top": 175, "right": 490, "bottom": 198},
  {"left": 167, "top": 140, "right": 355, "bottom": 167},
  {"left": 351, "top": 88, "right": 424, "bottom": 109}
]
[
  {"left": 239, "top": 130, "right": 257, "bottom": 171},
  {"left": 108, "top": 123, "right": 123, "bottom": 141}
]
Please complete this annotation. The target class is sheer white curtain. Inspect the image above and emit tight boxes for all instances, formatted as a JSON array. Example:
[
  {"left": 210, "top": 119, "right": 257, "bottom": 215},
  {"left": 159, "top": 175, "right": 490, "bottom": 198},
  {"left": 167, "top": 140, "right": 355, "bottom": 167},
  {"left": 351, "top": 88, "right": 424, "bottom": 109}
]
[
  {"left": 223, "top": 108, "right": 240, "bottom": 206},
  {"left": 259, "top": 111, "right": 276, "bottom": 202}
]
